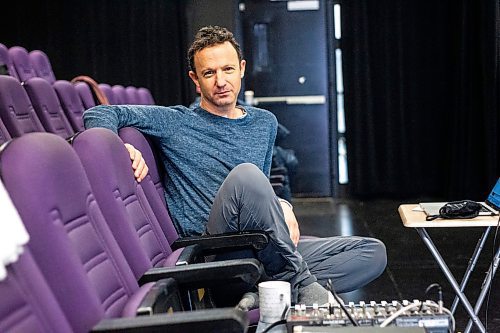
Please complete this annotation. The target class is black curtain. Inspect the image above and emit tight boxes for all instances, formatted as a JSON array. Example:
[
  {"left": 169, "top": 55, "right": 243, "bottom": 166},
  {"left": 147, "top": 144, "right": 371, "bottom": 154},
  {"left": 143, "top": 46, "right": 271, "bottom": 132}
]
[
  {"left": 342, "top": 0, "right": 499, "bottom": 200},
  {"left": 1, "top": 0, "right": 188, "bottom": 106}
]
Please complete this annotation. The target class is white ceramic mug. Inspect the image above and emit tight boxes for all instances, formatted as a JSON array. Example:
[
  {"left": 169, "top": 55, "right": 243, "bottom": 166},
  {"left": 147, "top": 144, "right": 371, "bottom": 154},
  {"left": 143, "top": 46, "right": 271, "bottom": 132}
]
[{"left": 258, "top": 281, "right": 291, "bottom": 323}]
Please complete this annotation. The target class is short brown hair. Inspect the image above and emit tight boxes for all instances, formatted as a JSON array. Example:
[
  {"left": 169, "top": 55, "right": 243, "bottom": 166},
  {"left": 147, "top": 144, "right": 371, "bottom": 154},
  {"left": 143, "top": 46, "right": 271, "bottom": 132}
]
[{"left": 188, "top": 26, "right": 243, "bottom": 73}]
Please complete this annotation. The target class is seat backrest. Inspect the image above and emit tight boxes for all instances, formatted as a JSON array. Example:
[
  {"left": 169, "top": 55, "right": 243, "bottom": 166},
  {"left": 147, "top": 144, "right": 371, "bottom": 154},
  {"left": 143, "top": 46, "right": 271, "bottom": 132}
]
[
  {"left": 8, "top": 46, "right": 37, "bottom": 83},
  {"left": 0, "top": 75, "right": 45, "bottom": 137},
  {"left": 53, "top": 80, "right": 85, "bottom": 131},
  {"left": 112, "top": 85, "right": 127, "bottom": 104},
  {"left": 75, "top": 81, "right": 97, "bottom": 109},
  {"left": 137, "top": 87, "right": 156, "bottom": 105},
  {"left": 118, "top": 127, "right": 179, "bottom": 244},
  {"left": 0, "top": 178, "right": 73, "bottom": 333},
  {"left": 0, "top": 43, "right": 18, "bottom": 80},
  {"left": 72, "top": 128, "right": 177, "bottom": 280},
  {"left": 0, "top": 248, "right": 74, "bottom": 333},
  {"left": 29, "top": 50, "right": 57, "bottom": 84},
  {"left": 23, "top": 77, "right": 74, "bottom": 137},
  {"left": 0, "top": 132, "right": 144, "bottom": 332},
  {"left": 125, "top": 86, "right": 140, "bottom": 104},
  {"left": 99, "top": 83, "right": 116, "bottom": 105}
]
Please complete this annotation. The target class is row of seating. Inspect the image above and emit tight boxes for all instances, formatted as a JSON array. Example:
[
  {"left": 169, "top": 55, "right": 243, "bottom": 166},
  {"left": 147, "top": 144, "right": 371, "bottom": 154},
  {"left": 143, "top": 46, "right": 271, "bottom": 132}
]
[
  {"left": 0, "top": 43, "right": 270, "bottom": 332},
  {"left": 0, "top": 126, "right": 268, "bottom": 332},
  {"left": 0, "top": 43, "right": 155, "bottom": 144}
]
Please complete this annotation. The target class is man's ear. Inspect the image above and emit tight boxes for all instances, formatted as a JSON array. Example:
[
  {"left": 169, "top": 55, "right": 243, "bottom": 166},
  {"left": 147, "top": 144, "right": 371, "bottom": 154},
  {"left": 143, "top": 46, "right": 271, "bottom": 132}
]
[
  {"left": 188, "top": 70, "right": 200, "bottom": 88},
  {"left": 240, "top": 60, "right": 246, "bottom": 78}
]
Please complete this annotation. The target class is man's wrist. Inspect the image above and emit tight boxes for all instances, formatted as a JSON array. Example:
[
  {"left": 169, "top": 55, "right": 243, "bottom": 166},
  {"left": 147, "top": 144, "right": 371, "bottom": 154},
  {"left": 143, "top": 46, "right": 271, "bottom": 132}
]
[{"left": 278, "top": 198, "right": 293, "bottom": 210}]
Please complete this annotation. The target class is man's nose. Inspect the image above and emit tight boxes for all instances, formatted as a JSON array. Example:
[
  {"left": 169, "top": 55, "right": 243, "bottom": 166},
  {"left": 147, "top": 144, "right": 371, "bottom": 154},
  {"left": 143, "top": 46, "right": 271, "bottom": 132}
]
[{"left": 215, "top": 71, "right": 226, "bottom": 87}]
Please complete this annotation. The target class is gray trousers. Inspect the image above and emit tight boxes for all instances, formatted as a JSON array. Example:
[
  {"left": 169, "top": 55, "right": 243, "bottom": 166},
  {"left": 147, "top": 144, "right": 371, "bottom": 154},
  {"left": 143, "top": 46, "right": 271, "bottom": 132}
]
[{"left": 207, "top": 163, "right": 387, "bottom": 299}]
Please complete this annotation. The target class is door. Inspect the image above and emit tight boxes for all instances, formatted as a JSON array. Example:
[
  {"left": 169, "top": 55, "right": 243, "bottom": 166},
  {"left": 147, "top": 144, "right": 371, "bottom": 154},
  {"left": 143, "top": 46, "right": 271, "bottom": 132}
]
[{"left": 242, "top": 0, "right": 334, "bottom": 197}]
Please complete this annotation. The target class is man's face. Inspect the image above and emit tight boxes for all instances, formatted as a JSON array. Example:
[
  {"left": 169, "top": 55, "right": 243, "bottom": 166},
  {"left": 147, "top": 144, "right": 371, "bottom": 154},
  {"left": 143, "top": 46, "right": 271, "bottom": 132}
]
[{"left": 189, "top": 42, "right": 246, "bottom": 114}]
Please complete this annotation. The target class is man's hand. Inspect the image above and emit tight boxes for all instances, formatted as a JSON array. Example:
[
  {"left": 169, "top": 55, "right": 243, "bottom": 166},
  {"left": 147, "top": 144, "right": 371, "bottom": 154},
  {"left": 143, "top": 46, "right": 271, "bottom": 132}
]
[
  {"left": 279, "top": 200, "right": 300, "bottom": 247},
  {"left": 124, "top": 143, "right": 149, "bottom": 182}
]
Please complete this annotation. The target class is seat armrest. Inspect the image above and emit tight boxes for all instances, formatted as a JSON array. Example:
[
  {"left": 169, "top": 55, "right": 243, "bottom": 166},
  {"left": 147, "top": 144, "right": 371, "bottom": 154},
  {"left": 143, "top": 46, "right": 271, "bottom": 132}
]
[
  {"left": 91, "top": 308, "right": 248, "bottom": 333},
  {"left": 136, "top": 278, "right": 183, "bottom": 315},
  {"left": 175, "top": 244, "right": 202, "bottom": 266},
  {"left": 170, "top": 231, "right": 268, "bottom": 253},
  {"left": 138, "top": 258, "right": 262, "bottom": 288}
]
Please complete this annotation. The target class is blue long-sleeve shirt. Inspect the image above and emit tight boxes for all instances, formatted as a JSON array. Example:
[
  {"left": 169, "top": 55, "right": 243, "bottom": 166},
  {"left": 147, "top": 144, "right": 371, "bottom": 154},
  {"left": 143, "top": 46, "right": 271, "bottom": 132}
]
[{"left": 83, "top": 105, "right": 278, "bottom": 236}]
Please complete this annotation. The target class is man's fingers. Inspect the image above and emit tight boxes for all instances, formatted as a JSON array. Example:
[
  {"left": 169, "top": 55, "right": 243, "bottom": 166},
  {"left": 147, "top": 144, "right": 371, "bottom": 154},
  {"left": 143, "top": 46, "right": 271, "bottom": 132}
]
[{"left": 124, "top": 143, "right": 148, "bottom": 182}]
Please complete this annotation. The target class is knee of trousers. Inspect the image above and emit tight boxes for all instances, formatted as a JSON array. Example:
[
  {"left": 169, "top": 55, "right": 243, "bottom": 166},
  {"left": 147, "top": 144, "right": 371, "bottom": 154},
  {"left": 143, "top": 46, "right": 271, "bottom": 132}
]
[
  {"left": 225, "top": 163, "right": 275, "bottom": 199},
  {"left": 365, "top": 238, "right": 387, "bottom": 279}
]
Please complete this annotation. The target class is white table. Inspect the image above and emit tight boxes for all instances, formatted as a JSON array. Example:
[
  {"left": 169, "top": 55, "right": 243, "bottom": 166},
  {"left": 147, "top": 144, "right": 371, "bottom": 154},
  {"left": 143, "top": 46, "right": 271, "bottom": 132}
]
[{"left": 398, "top": 204, "right": 499, "bottom": 333}]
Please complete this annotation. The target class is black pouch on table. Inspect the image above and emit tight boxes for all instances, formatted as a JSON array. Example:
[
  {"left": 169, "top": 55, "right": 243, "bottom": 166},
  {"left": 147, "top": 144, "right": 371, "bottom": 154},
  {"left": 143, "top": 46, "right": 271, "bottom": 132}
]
[{"left": 426, "top": 200, "right": 482, "bottom": 221}]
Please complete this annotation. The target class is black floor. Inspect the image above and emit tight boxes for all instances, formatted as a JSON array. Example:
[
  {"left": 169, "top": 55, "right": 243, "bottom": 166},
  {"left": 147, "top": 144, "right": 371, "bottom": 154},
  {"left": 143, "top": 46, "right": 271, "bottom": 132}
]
[{"left": 292, "top": 198, "right": 500, "bottom": 333}]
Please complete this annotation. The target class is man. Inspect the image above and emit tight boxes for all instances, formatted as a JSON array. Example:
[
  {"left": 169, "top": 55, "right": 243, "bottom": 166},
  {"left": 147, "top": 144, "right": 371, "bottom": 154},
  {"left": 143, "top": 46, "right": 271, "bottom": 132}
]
[{"left": 84, "top": 26, "right": 387, "bottom": 304}]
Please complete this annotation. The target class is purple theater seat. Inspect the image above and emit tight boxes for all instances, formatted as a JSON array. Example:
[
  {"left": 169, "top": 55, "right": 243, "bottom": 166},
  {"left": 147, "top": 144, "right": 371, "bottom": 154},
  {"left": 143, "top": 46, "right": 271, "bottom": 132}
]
[
  {"left": 1, "top": 132, "right": 156, "bottom": 331},
  {"left": 118, "top": 127, "right": 179, "bottom": 244},
  {"left": 0, "top": 132, "right": 250, "bottom": 333},
  {"left": 0, "top": 75, "right": 45, "bottom": 137},
  {"left": 112, "top": 84, "right": 127, "bottom": 104},
  {"left": 99, "top": 83, "right": 116, "bottom": 105},
  {"left": 53, "top": 80, "right": 85, "bottom": 131},
  {"left": 8, "top": 46, "right": 37, "bottom": 83},
  {"left": 23, "top": 77, "right": 74, "bottom": 137},
  {"left": 29, "top": 50, "right": 57, "bottom": 84},
  {"left": 0, "top": 44, "right": 18, "bottom": 80},
  {"left": 72, "top": 128, "right": 178, "bottom": 279},
  {"left": 75, "top": 81, "right": 97, "bottom": 109},
  {"left": 125, "top": 86, "right": 140, "bottom": 104},
  {"left": 0, "top": 249, "right": 73, "bottom": 333},
  {"left": 138, "top": 87, "right": 156, "bottom": 105}
]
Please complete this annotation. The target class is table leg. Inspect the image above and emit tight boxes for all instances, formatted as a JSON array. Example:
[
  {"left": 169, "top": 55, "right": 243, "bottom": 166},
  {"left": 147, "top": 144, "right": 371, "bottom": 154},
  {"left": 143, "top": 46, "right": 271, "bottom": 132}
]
[
  {"left": 450, "top": 227, "right": 492, "bottom": 314},
  {"left": 464, "top": 245, "right": 500, "bottom": 333},
  {"left": 415, "top": 227, "right": 486, "bottom": 333}
]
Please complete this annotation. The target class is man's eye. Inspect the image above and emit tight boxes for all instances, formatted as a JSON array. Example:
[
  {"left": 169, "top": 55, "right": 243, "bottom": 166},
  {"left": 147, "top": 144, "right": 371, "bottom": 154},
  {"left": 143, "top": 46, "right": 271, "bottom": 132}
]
[
  {"left": 225, "top": 68, "right": 235, "bottom": 73},
  {"left": 203, "top": 71, "right": 214, "bottom": 77}
]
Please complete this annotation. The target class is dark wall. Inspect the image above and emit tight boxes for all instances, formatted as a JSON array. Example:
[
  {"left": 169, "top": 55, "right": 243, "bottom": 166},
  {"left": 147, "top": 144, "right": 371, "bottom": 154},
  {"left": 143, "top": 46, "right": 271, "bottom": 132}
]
[{"left": 1, "top": 0, "right": 187, "bottom": 106}]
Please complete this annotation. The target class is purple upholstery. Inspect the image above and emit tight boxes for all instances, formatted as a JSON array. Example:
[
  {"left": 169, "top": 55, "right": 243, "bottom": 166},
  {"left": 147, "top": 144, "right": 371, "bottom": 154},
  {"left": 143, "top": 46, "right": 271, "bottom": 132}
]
[
  {"left": 53, "top": 80, "right": 85, "bottom": 131},
  {"left": 99, "top": 83, "right": 116, "bottom": 105},
  {"left": 72, "top": 128, "right": 177, "bottom": 280},
  {"left": 23, "top": 77, "right": 74, "bottom": 137},
  {"left": 137, "top": 87, "right": 156, "bottom": 105},
  {"left": 0, "top": 44, "right": 18, "bottom": 80},
  {"left": 0, "top": 132, "right": 156, "bottom": 331},
  {"left": 29, "top": 50, "right": 57, "bottom": 84},
  {"left": 125, "top": 86, "right": 140, "bottom": 104},
  {"left": 75, "top": 81, "right": 96, "bottom": 109},
  {"left": 0, "top": 75, "right": 45, "bottom": 137},
  {"left": 0, "top": 117, "right": 11, "bottom": 145},
  {"left": 0, "top": 249, "right": 73, "bottom": 333},
  {"left": 8, "top": 46, "right": 37, "bottom": 83},
  {"left": 119, "top": 127, "right": 179, "bottom": 244},
  {"left": 111, "top": 84, "right": 127, "bottom": 104}
]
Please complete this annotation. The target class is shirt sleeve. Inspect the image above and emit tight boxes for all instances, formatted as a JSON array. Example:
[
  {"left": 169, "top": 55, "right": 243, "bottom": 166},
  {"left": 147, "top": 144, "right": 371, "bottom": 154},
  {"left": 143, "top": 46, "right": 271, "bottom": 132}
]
[{"left": 83, "top": 104, "right": 176, "bottom": 138}]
